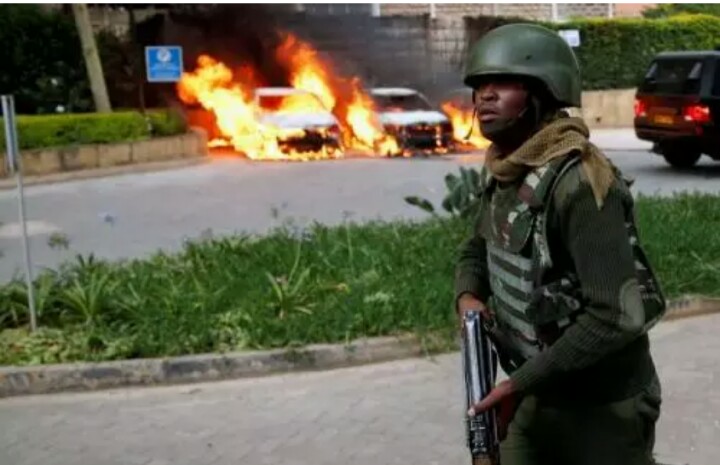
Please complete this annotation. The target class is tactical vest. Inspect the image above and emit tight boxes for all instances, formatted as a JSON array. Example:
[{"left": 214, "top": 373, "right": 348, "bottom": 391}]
[{"left": 475, "top": 153, "right": 666, "bottom": 370}]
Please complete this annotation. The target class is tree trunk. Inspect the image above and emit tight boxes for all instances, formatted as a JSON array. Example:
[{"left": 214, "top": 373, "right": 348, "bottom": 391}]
[
  {"left": 127, "top": 8, "right": 146, "bottom": 113},
  {"left": 72, "top": 4, "right": 112, "bottom": 113}
]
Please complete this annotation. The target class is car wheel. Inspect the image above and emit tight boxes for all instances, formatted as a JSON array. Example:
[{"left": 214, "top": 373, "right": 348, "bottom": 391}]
[{"left": 662, "top": 150, "right": 701, "bottom": 168}]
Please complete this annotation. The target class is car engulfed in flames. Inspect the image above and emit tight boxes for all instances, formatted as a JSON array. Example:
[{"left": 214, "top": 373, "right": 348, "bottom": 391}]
[
  {"left": 370, "top": 87, "right": 455, "bottom": 156},
  {"left": 177, "top": 33, "right": 489, "bottom": 161},
  {"left": 177, "top": 34, "right": 401, "bottom": 161},
  {"left": 252, "top": 87, "right": 343, "bottom": 160}
]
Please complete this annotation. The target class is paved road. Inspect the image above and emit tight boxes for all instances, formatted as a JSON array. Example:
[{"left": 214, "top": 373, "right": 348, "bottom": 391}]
[
  {"left": 1, "top": 312, "right": 719, "bottom": 465},
  {"left": 0, "top": 144, "right": 719, "bottom": 282}
]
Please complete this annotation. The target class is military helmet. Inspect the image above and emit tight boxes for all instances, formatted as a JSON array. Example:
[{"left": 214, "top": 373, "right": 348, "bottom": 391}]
[{"left": 463, "top": 23, "right": 582, "bottom": 108}]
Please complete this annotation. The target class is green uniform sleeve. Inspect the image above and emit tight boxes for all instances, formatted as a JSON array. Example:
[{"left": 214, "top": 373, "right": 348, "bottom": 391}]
[
  {"left": 454, "top": 232, "right": 493, "bottom": 308},
  {"left": 509, "top": 171, "right": 647, "bottom": 394}
]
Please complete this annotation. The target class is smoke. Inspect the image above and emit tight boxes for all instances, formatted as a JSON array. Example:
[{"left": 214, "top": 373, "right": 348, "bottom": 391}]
[{"left": 135, "top": 5, "right": 488, "bottom": 107}]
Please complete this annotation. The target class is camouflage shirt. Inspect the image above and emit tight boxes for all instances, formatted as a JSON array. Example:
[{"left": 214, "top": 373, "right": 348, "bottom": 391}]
[{"left": 455, "top": 156, "right": 661, "bottom": 403}]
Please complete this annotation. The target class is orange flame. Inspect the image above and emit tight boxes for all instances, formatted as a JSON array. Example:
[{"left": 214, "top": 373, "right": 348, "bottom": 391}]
[
  {"left": 441, "top": 102, "right": 490, "bottom": 150},
  {"left": 277, "top": 34, "right": 337, "bottom": 111},
  {"left": 178, "top": 34, "right": 400, "bottom": 161}
]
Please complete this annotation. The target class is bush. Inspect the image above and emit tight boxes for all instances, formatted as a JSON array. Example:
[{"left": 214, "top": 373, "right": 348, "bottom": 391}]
[
  {"left": 0, "top": 109, "right": 187, "bottom": 150},
  {"left": 466, "top": 14, "right": 720, "bottom": 90},
  {"left": 147, "top": 108, "right": 188, "bottom": 137},
  {"left": 643, "top": 4, "right": 720, "bottom": 19},
  {"left": 541, "top": 14, "right": 720, "bottom": 90},
  {"left": 1, "top": 193, "right": 718, "bottom": 366}
]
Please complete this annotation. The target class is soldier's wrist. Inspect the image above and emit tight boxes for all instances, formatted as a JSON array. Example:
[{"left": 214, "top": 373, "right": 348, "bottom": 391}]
[{"left": 456, "top": 292, "right": 483, "bottom": 310}]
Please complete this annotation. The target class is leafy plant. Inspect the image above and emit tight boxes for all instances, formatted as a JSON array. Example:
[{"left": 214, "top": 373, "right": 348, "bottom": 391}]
[
  {"left": 0, "top": 193, "right": 718, "bottom": 366},
  {"left": 405, "top": 166, "right": 483, "bottom": 220},
  {"left": 265, "top": 242, "right": 316, "bottom": 319},
  {"left": 58, "top": 268, "right": 118, "bottom": 327}
]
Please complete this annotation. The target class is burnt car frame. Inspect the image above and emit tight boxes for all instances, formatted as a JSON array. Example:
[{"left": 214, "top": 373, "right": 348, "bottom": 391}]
[
  {"left": 370, "top": 87, "right": 454, "bottom": 155},
  {"left": 253, "top": 87, "right": 343, "bottom": 158}
]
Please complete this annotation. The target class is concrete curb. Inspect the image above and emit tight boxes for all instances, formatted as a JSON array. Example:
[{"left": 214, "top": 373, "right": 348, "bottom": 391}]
[
  {"left": 0, "top": 334, "right": 423, "bottom": 398},
  {"left": 1, "top": 296, "right": 718, "bottom": 398},
  {"left": 0, "top": 157, "right": 209, "bottom": 191},
  {"left": 664, "top": 295, "right": 720, "bottom": 322}
]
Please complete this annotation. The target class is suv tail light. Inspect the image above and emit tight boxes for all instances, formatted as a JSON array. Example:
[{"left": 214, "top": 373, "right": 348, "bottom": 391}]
[
  {"left": 683, "top": 104, "right": 711, "bottom": 124},
  {"left": 634, "top": 99, "right": 648, "bottom": 118}
]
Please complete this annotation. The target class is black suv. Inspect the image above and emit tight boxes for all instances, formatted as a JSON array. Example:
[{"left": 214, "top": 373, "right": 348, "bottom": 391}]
[{"left": 634, "top": 50, "right": 720, "bottom": 168}]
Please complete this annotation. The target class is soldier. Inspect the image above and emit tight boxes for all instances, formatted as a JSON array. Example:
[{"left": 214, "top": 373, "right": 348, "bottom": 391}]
[{"left": 455, "top": 24, "right": 666, "bottom": 465}]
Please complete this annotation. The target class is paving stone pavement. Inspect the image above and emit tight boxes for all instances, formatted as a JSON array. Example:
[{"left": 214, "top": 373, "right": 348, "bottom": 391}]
[{"left": 1, "top": 313, "right": 719, "bottom": 465}]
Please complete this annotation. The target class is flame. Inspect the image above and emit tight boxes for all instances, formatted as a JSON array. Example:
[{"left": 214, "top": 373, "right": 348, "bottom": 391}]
[
  {"left": 178, "top": 34, "right": 401, "bottom": 161},
  {"left": 277, "top": 34, "right": 337, "bottom": 111},
  {"left": 441, "top": 102, "right": 490, "bottom": 150},
  {"left": 345, "top": 83, "right": 398, "bottom": 155}
]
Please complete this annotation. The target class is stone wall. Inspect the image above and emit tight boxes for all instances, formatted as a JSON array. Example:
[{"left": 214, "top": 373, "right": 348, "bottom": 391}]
[
  {"left": 379, "top": 3, "right": 614, "bottom": 20},
  {"left": 0, "top": 129, "right": 208, "bottom": 179},
  {"left": 381, "top": 4, "right": 495, "bottom": 18},
  {"left": 278, "top": 14, "right": 469, "bottom": 98},
  {"left": 581, "top": 88, "right": 637, "bottom": 128}
]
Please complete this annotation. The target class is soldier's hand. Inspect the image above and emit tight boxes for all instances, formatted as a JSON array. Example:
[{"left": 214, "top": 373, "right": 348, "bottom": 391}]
[
  {"left": 496, "top": 392, "right": 520, "bottom": 441},
  {"left": 457, "top": 293, "right": 491, "bottom": 321},
  {"left": 467, "top": 379, "right": 516, "bottom": 418}
]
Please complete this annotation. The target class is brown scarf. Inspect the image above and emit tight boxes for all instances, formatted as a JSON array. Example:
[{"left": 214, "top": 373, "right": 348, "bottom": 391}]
[{"left": 485, "top": 115, "right": 616, "bottom": 209}]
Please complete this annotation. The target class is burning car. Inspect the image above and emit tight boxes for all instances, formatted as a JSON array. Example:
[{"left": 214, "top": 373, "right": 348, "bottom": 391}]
[
  {"left": 370, "top": 87, "right": 454, "bottom": 155},
  {"left": 177, "top": 38, "right": 401, "bottom": 161},
  {"left": 253, "top": 87, "right": 343, "bottom": 159}
]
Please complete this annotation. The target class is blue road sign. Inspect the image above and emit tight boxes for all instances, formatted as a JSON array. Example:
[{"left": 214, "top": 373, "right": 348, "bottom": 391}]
[{"left": 145, "top": 46, "right": 183, "bottom": 83}]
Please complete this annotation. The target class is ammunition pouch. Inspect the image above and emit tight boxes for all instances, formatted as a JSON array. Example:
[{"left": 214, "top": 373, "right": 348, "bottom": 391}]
[{"left": 526, "top": 274, "right": 584, "bottom": 346}]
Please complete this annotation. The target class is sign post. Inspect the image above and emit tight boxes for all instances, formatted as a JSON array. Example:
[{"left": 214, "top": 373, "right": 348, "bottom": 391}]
[
  {"left": 1, "top": 95, "right": 37, "bottom": 332},
  {"left": 145, "top": 46, "right": 184, "bottom": 83},
  {"left": 559, "top": 29, "right": 581, "bottom": 48}
]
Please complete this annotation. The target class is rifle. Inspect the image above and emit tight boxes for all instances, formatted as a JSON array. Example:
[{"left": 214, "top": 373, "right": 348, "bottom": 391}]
[{"left": 461, "top": 310, "right": 500, "bottom": 465}]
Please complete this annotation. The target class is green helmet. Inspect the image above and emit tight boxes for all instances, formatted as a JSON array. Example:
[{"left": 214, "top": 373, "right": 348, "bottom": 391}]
[{"left": 463, "top": 23, "right": 582, "bottom": 108}]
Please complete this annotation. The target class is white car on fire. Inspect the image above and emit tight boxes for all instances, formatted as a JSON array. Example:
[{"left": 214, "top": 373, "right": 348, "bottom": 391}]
[
  {"left": 253, "top": 87, "right": 343, "bottom": 158},
  {"left": 370, "top": 87, "right": 454, "bottom": 154}
]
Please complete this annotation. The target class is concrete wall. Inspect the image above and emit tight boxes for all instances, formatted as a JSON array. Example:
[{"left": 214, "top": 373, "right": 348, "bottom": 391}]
[
  {"left": 279, "top": 14, "right": 465, "bottom": 96},
  {"left": 379, "top": 3, "right": 615, "bottom": 20},
  {"left": 0, "top": 129, "right": 208, "bottom": 179},
  {"left": 581, "top": 88, "right": 637, "bottom": 128}
]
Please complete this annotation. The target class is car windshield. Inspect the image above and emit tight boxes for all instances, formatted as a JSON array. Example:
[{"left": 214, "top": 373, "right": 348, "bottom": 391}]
[
  {"left": 641, "top": 58, "right": 704, "bottom": 95},
  {"left": 373, "top": 93, "right": 432, "bottom": 112}
]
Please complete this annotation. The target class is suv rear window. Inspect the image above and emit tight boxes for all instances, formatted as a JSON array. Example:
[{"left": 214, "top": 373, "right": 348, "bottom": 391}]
[{"left": 641, "top": 59, "right": 704, "bottom": 95}]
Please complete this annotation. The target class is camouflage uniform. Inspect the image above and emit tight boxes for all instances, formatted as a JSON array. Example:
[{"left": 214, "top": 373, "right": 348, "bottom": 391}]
[{"left": 455, "top": 24, "right": 666, "bottom": 465}]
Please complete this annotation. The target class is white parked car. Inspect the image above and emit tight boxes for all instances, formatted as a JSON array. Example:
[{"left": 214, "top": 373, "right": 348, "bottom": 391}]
[
  {"left": 370, "top": 87, "right": 454, "bottom": 154},
  {"left": 253, "top": 87, "right": 343, "bottom": 157}
]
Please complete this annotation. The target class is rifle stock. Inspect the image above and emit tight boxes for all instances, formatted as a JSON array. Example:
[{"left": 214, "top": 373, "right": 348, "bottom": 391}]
[{"left": 461, "top": 310, "right": 500, "bottom": 465}]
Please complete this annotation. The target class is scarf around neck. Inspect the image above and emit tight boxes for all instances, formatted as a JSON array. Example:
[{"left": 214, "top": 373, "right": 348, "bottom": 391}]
[{"left": 484, "top": 115, "right": 616, "bottom": 209}]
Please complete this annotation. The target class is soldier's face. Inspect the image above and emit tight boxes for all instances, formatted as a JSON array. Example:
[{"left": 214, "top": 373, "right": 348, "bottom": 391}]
[{"left": 473, "top": 80, "right": 529, "bottom": 124}]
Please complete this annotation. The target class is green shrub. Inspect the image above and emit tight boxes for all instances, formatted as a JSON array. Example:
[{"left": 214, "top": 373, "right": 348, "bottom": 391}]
[
  {"left": 0, "top": 112, "right": 148, "bottom": 150},
  {"left": 147, "top": 108, "right": 188, "bottom": 137},
  {"left": 467, "top": 14, "right": 720, "bottom": 90},
  {"left": 1, "top": 193, "right": 718, "bottom": 366},
  {"left": 643, "top": 4, "right": 720, "bottom": 19},
  {"left": 0, "top": 109, "right": 188, "bottom": 150},
  {"left": 540, "top": 14, "right": 720, "bottom": 90}
]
